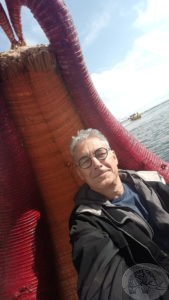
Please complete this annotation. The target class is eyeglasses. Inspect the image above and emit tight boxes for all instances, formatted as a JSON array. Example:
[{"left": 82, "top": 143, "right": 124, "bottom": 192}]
[{"left": 77, "top": 147, "right": 110, "bottom": 169}]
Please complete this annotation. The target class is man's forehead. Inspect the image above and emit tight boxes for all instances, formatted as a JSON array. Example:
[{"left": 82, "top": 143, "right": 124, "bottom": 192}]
[{"left": 75, "top": 138, "right": 107, "bottom": 155}]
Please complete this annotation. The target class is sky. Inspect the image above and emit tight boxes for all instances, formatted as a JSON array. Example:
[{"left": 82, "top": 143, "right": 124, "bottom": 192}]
[{"left": 0, "top": 0, "right": 169, "bottom": 120}]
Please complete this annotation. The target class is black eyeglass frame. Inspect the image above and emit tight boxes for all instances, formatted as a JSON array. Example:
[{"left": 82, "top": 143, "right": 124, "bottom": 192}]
[{"left": 76, "top": 147, "right": 110, "bottom": 169}]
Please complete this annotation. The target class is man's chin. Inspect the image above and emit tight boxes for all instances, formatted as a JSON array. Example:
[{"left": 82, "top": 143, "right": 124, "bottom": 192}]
[
  {"left": 96, "top": 173, "right": 114, "bottom": 184},
  {"left": 93, "top": 178, "right": 113, "bottom": 191}
]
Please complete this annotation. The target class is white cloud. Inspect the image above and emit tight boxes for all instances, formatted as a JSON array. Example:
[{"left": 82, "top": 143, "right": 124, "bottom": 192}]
[
  {"left": 82, "top": 1, "right": 114, "bottom": 49},
  {"left": 91, "top": 0, "right": 169, "bottom": 119},
  {"left": 135, "top": 0, "right": 169, "bottom": 28},
  {"left": 82, "top": 11, "right": 111, "bottom": 49}
]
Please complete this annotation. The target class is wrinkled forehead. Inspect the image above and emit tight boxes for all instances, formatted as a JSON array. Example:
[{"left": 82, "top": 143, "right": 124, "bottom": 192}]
[{"left": 74, "top": 137, "right": 108, "bottom": 160}]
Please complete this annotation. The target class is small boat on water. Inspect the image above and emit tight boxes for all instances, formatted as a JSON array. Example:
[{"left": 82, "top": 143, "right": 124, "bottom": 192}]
[{"left": 129, "top": 112, "right": 141, "bottom": 121}]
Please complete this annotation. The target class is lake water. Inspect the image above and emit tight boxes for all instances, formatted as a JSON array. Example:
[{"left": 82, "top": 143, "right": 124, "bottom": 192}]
[{"left": 123, "top": 100, "right": 169, "bottom": 162}]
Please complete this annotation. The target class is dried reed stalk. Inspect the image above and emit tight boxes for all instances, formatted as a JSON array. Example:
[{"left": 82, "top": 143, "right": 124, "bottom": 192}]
[{"left": 0, "top": 45, "right": 83, "bottom": 300}]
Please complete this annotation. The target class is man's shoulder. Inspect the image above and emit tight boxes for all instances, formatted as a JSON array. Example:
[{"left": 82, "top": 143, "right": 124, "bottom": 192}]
[
  {"left": 136, "top": 170, "right": 166, "bottom": 183},
  {"left": 120, "top": 169, "right": 166, "bottom": 184}
]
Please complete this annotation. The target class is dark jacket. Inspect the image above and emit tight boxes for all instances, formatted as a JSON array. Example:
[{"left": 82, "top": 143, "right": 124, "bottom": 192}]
[{"left": 69, "top": 171, "right": 169, "bottom": 300}]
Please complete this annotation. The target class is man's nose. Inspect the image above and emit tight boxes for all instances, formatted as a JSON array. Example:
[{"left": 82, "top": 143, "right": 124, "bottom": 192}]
[{"left": 91, "top": 156, "right": 102, "bottom": 168}]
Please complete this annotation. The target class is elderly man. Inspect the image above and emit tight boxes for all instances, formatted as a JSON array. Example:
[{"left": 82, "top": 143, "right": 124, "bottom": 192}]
[{"left": 69, "top": 128, "right": 169, "bottom": 300}]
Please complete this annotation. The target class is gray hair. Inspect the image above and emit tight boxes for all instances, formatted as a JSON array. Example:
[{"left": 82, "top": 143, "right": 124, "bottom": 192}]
[{"left": 70, "top": 128, "right": 110, "bottom": 158}]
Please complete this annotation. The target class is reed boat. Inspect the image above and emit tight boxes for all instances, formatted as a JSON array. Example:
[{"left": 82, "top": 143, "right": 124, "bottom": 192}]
[
  {"left": 129, "top": 112, "right": 141, "bottom": 121},
  {"left": 0, "top": 1, "right": 169, "bottom": 299}
]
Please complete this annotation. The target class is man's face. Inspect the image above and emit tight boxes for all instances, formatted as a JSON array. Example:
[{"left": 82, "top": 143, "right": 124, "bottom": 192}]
[{"left": 74, "top": 137, "right": 119, "bottom": 194}]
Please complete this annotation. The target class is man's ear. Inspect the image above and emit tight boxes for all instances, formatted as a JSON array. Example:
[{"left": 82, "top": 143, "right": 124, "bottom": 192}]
[{"left": 111, "top": 150, "right": 118, "bottom": 164}]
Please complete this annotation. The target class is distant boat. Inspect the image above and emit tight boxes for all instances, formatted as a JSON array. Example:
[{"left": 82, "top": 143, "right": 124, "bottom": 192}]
[{"left": 129, "top": 112, "right": 141, "bottom": 121}]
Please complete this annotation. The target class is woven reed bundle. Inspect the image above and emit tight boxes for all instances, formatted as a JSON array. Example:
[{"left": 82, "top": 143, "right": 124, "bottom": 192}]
[
  {"left": 0, "top": 45, "right": 83, "bottom": 299},
  {"left": 0, "top": 93, "right": 58, "bottom": 299},
  {"left": 2, "top": 0, "right": 169, "bottom": 183}
]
